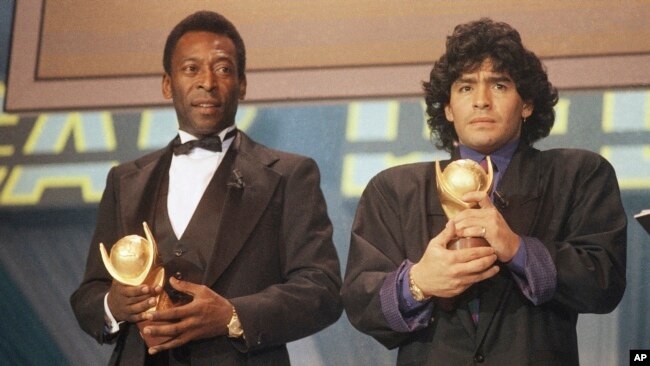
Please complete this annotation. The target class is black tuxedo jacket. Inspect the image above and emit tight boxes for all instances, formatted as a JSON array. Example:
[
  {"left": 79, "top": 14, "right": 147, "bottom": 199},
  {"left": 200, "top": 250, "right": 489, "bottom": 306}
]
[
  {"left": 342, "top": 143, "right": 626, "bottom": 365},
  {"left": 71, "top": 131, "right": 342, "bottom": 365}
]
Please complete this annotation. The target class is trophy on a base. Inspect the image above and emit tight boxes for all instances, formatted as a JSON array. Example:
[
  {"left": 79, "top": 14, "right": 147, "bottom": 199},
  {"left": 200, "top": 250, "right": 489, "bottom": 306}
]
[
  {"left": 435, "top": 157, "right": 493, "bottom": 249},
  {"left": 99, "top": 222, "right": 174, "bottom": 347}
]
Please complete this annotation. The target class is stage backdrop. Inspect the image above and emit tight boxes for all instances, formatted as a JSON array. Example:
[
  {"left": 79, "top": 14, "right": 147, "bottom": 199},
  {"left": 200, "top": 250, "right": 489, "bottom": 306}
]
[
  {"left": 1, "top": 84, "right": 649, "bottom": 365},
  {"left": 1, "top": 2, "right": 649, "bottom": 366}
]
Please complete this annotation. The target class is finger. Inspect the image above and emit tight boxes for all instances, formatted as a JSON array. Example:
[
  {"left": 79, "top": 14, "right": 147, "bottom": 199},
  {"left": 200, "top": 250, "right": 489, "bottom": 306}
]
[
  {"left": 149, "top": 337, "right": 186, "bottom": 355},
  {"left": 457, "top": 225, "right": 488, "bottom": 239},
  {"left": 469, "top": 264, "right": 500, "bottom": 283},
  {"left": 120, "top": 298, "right": 158, "bottom": 322},
  {"left": 116, "top": 283, "right": 152, "bottom": 296},
  {"left": 143, "top": 319, "right": 185, "bottom": 338},
  {"left": 461, "top": 191, "right": 490, "bottom": 205},
  {"left": 114, "top": 284, "right": 156, "bottom": 303},
  {"left": 168, "top": 277, "right": 198, "bottom": 297},
  {"left": 431, "top": 221, "right": 457, "bottom": 248},
  {"left": 450, "top": 253, "right": 498, "bottom": 277},
  {"left": 452, "top": 264, "right": 500, "bottom": 291},
  {"left": 452, "top": 246, "right": 496, "bottom": 263},
  {"left": 146, "top": 301, "right": 192, "bottom": 322}
]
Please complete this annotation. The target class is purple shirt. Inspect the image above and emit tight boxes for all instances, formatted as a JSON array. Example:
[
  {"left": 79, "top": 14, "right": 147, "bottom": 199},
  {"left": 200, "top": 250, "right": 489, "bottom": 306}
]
[{"left": 380, "top": 140, "right": 557, "bottom": 332}]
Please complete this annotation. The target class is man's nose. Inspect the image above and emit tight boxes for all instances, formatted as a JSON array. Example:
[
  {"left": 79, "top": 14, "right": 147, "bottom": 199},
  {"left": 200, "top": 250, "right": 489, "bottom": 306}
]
[
  {"left": 473, "top": 85, "right": 490, "bottom": 109},
  {"left": 198, "top": 70, "right": 216, "bottom": 91}
]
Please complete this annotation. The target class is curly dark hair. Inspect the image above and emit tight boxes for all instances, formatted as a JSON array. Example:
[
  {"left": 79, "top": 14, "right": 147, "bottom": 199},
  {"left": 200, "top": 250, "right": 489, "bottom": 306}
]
[
  {"left": 423, "top": 18, "right": 558, "bottom": 152},
  {"left": 163, "top": 11, "right": 246, "bottom": 79}
]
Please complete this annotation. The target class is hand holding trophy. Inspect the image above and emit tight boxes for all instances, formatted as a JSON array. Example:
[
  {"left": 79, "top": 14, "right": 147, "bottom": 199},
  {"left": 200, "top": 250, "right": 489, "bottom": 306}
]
[
  {"left": 435, "top": 157, "right": 493, "bottom": 250},
  {"left": 99, "top": 222, "right": 174, "bottom": 347}
]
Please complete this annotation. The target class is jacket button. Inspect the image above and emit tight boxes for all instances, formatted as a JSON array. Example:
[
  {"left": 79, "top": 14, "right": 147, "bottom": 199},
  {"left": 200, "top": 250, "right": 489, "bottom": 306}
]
[
  {"left": 474, "top": 353, "right": 485, "bottom": 363},
  {"left": 174, "top": 272, "right": 183, "bottom": 280},
  {"left": 174, "top": 249, "right": 183, "bottom": 257}
]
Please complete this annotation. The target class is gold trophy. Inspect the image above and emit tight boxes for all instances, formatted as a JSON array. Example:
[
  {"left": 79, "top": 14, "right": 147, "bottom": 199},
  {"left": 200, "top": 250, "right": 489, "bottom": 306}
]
[
  {"left": 435, "top": 157, "right": 493, "bottom": 250},
  {"left": 99, "top": 222, "right": 173, "bottom": 347}
]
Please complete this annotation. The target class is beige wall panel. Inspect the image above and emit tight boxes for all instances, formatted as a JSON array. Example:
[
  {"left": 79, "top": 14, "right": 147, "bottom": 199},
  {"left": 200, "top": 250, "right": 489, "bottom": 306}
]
[{"left": 6, "top": 0, "right": 650, "bottom": 112}]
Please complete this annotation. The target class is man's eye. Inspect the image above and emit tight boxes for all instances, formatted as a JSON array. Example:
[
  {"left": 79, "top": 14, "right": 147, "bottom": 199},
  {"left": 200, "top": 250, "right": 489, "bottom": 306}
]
[{"left": 216, "top": 66, "right": 232, "bottom": 74}]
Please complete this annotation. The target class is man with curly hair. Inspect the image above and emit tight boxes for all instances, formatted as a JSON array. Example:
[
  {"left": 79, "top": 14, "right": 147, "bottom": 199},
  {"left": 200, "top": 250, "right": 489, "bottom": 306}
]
[{"left": 342, "top": 18, "right": 626, "bottom": 365}]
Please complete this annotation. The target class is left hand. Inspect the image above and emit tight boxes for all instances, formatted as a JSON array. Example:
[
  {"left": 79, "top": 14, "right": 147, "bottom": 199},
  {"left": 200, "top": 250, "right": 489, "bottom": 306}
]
[
  {"left": 452, "top": 191, "right": 520, "bottom": 262},
  {"left": 143, "top": 277, "right": 234, "bottom": 355}
]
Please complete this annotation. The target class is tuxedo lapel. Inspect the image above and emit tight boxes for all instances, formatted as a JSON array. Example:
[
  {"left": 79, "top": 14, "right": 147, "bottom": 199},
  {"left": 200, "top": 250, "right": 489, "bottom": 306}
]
[
  {"left": 203, "top": 133, "right": 281, "bottom": 286},
  {"left": 119, "top": 147, "right": 172, "bottom": 236}
]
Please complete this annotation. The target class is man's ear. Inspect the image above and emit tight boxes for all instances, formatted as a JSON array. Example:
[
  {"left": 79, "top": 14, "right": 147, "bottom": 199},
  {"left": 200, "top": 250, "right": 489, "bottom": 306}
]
[
  {"left": 444, "top": 104, "right": 454, "bottom": 123},
  {"left": 238, "top": 75, "right": 247, "bottom": 100},
  {"left": 162, "top": 73, "right": 172, "bottom": 100},
  {"left": 522, "top": 100, "right": 533, "bottom": 119}
]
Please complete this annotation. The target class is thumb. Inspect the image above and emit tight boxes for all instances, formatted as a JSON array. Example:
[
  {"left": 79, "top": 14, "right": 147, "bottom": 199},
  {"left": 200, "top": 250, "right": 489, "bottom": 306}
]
[
  {"left": 432, "top": 220, "right": 456, "bottom": 248},
  {"left": 168, "top": 276, "right": 196, "bottom": 296}
]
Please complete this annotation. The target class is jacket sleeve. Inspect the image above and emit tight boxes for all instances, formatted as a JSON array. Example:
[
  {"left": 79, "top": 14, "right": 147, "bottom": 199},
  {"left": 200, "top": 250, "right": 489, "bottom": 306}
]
[
  {"left": 341, "top": 175, "right": 417, "bottom": 349},
  {"left": 543, "top": 154, "right": 627, "bottom": 314},
  {"left": 70, "top": 167, "right": 122, "bottom": 344},
  {"left": 229, "top": 158, "right": 343, "bottom": 351}
]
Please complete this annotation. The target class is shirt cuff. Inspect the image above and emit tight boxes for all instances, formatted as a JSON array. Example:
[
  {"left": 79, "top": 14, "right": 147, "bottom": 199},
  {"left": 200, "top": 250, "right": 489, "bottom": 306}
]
[
  {"left": 103, "top": 292, "right": 123, "bottom": 334},
  {"left": 506, "top": 236, "right": 557, "bottom": 305},
  {"left": 506, "top": 236, "right": 527, "bottom": 276},
  {"left": 398, "top": 261, "right": 432, "bottom": 313}
]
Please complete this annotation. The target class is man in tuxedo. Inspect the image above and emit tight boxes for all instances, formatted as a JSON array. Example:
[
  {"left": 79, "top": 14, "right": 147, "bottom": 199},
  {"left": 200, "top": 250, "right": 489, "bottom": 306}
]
[
  {"left": 342, "top": 18, "right": 626, "bottom": 365},
  {"left": 71, "top": 11, "right": 342, "bottom": 365}
]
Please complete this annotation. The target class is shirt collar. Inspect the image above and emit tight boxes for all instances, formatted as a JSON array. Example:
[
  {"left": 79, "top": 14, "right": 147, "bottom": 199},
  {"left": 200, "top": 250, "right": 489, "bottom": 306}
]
[
  {"left": 178, "top": 125, "right": 236, "bottom": 144},
  {"left": 459, "top": 139, "right": 519, "bottom": 173}
]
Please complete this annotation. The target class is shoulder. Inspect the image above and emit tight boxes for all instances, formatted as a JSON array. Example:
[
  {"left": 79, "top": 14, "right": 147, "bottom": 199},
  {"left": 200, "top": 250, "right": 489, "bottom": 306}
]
[
  {"left": 540, "top": 148, "right": 614, "bottom": 172},
  {"left": 110, "top": 148, "right": 168, "bottom": 176},
  {"left": 364, "top": 162, "right": 434, "bottom": 198},
  {"left": 236, "top": 131, "right": 318, "bottom": 174},
  {"left": 537, "top": 148, "right": 619, "bottom": 186}
]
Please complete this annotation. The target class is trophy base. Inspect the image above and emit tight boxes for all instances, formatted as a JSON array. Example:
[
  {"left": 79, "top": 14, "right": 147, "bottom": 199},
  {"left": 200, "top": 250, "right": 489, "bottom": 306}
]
[
  {"left": 447, "top": 236, "right": 489, "bottom": 250},
  {"left": 137, "top": 319, "right": 174, "bottom": 348}
]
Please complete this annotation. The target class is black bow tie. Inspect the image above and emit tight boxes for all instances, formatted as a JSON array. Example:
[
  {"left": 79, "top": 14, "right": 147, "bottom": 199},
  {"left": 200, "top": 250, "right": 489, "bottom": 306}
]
[{"left": 173, "top": 129, "right": 237, "bottom": 155}]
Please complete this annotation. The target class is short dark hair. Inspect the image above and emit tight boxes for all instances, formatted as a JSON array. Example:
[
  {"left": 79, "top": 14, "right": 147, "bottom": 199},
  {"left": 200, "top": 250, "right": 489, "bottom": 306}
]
[
  {"left": 423, "top": 18, "right": 558, "bottom": 152},
  {"left": 163, "top": 11, "right": 246, "bottom": 79}
]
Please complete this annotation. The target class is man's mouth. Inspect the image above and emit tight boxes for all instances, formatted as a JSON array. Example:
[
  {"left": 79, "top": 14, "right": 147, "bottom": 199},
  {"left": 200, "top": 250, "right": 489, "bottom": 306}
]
[
  {"left": 192, "top": 100, "right": 222, "bottom": 112},
  {"left": 470, "top": 117, "right": 495, "bottom": 124}
]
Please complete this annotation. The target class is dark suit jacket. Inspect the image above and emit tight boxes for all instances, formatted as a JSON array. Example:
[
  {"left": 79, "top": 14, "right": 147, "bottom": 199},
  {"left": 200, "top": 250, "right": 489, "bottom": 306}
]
[
  {"left": 342, "top": 143, "right": 626, "bottom": 365},
  {"left": 71, "top": 131, "right": 342, "bottom": 365}
]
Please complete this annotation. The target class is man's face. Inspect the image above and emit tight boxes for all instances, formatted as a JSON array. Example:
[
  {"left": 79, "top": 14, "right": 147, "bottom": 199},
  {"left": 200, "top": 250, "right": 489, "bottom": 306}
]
[
  {"left": 444, "top": 59, "right": 532, "bottom": 154},
  {"left": 162, "top": 31, "right": 246, "bottom": 137}
]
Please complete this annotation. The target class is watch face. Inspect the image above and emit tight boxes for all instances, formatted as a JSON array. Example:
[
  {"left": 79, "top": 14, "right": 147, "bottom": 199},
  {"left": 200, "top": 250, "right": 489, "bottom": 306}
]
[{"left": 227, "top": 311, "right": 244, "bottom": 338}]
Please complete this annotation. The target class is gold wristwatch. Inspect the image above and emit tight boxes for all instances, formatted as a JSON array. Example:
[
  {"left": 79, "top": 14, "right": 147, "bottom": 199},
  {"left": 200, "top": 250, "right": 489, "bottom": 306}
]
[
  {"left": 408, "top": 269, "right": 432, "bottom": 302},
  {"left": 227, "top": 307, "right": 244, "bottom": 338}
]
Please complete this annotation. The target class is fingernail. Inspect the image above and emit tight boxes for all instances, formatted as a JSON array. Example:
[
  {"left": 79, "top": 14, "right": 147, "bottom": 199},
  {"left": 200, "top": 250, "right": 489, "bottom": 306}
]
[
  {"left": 143, "top": 327, "right": 151, "bottom": 335},
  {"left": 149, "top": 348, "right": 157, "bottom": 355},
  {"left": 149, "top": 298, "right": 156, "bottom": 306}
]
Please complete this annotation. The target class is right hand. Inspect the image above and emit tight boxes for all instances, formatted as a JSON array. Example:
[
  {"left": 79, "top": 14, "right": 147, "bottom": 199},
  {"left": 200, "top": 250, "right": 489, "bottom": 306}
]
[
  {"left": 107, "top": 281, "right": 162, "bottom": 323},
  {"left": 410, "top": 221, "right": 500, "bottom": 298}
]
